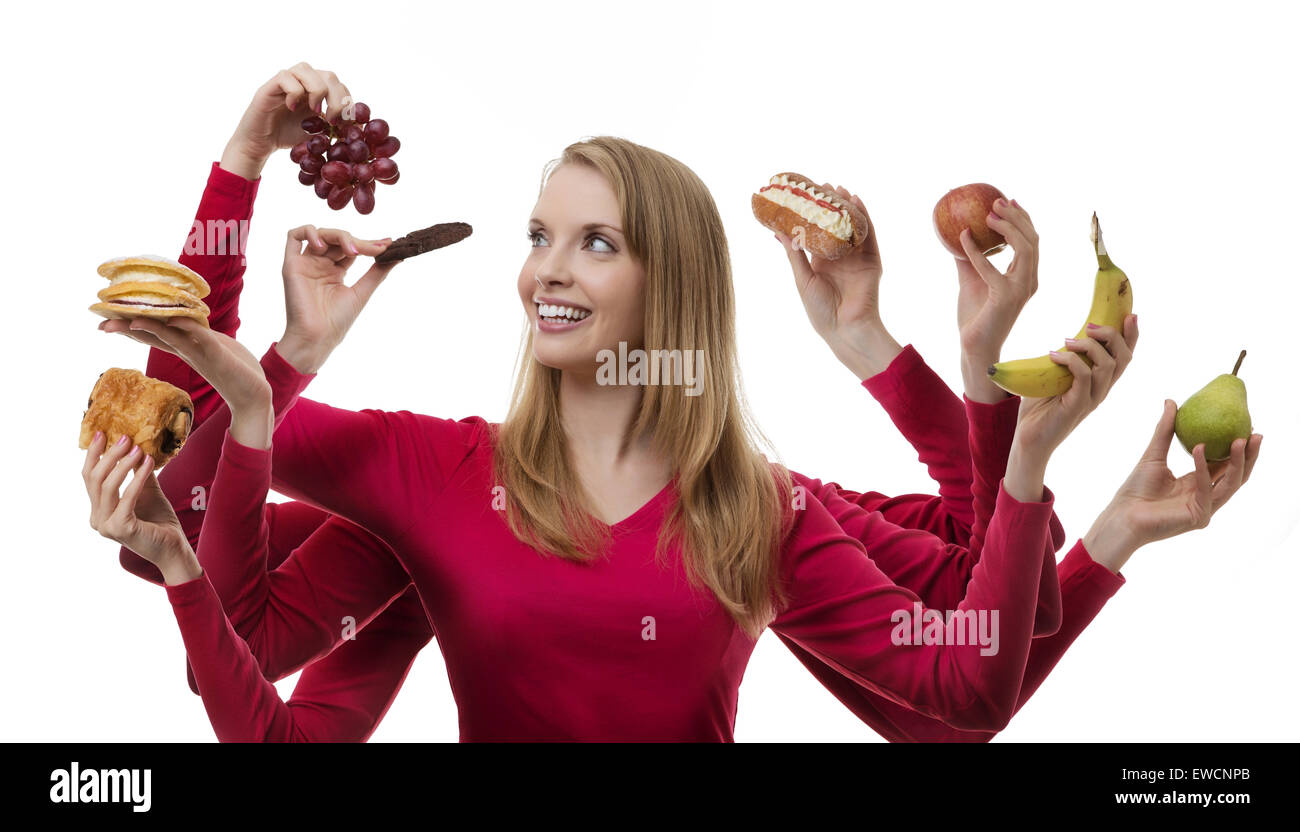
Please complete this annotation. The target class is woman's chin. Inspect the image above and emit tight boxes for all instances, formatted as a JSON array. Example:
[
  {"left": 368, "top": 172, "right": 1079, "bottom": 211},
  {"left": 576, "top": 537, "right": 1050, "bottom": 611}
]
[{"left": 531, "top": 348, "right": 592, "bottom": 375}]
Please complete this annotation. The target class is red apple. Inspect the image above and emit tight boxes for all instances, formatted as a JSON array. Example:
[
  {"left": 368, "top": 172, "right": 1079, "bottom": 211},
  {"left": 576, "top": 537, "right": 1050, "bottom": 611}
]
[{"left": 933, "top": 183, "right": 1008, "bottom": 259}]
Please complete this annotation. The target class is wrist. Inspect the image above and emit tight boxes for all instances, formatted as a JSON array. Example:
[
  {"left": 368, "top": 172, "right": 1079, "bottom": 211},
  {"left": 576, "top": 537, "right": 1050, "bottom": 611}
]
[
  {"left": 1082, "top": 507, "right": 1140, "bottom": 574},
  {"left": 219, "top": 137, "right": 267, "bottom": 181},
  {"left": 961, "top": 351, "right": 1010, "bottom": 404},
  {"left": 275, "top": 333, "right": 327, "bottom": 376},
  {"left": 1004, "top": 442, "right": 1048, "bottom": 503},
  {"left": 826, "top": 319, "right": 902, "bottom": 381},
  {"left": 156, "top": 543, "right": 203, "bottom": 586},
  {"left": 229, "top": 395, "right": 274, "bottom": 450}
]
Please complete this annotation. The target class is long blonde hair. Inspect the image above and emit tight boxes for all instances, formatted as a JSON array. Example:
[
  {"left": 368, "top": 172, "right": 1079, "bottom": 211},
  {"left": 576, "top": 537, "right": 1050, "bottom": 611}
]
[{"left": 492, "top": 136, "right": 792, "bottom": 638}]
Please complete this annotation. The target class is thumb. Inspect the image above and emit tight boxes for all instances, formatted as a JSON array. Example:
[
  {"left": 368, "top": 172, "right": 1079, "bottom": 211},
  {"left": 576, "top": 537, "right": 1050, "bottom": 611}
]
[
  {"left": 351, "top": 261, "right": 396, "bottom": 308},
  {"left": 958, "top": 228, "right": 1004, "bottom": 291},
  {"left": 1141, "top": 398, "right": 1178, "bottom": 463},
  {"left": 776, "top": 232, "right": 815, "bottom": 294}
]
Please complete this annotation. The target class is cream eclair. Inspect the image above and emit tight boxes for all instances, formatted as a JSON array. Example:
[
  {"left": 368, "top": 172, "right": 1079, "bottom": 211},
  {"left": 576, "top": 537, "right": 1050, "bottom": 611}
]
[{"left": 752, "top": 172, "right": 868, "bottom": 260}]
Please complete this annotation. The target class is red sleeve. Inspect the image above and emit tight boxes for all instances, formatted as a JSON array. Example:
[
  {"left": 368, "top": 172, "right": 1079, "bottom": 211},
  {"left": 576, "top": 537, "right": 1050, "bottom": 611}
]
[
  {"left": 794, "top": 394, "right": 1063, "bottom": 636},
  {"left": 147, "top": 161, "right": 260, "bottom": 425},
  {"left": 792, "top": 473, "right": 977, "bottom": 613},
  {"left": 284, "top": 588, "right": 435, "bottom": 742},
  {"left": 125, "top": 163, "right": 434, "bottom": 739},
  {"left": 200, "top": 431, "right": 416, "bottom": 681},
  {"left": 772, "top": 539, "right": 1124, "bottom": 741},
  {"left": 847, "top": 343, "right": 975, "bottom": 539},
  {"left": 964, "top": 394, "right": 1063, "bottom": 637},
  {"left": 118, "top": 345, "right": 316, "bottom": 587},
  {"left": 259, "top": 342, "right": 483, "bottom": 546},
  {"left": 121, "top": 159, "right": 287, "bottom": 585},
  {"left": 875, "top": 539, "right": 1124, "bottom": 741},
  {"left": 1014, "top": 541, "right": 1125, "bottom": 703},
  {"left": 768, "top": 479, "right": 1055, "bottom": 732},
  {"left": 165, "top": 572, "right": 402, "bottom": 742},
  {"left": 828, "top": 347, "right": 1065, "bottom": 635}
]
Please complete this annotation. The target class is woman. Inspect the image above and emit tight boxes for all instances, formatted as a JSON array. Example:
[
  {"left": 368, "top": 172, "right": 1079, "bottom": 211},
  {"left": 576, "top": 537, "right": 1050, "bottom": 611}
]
[
  {"left": 86, "top": 68, "right": 1253, "bottom": 738},
  {"left": 106, "top": 64, "right": 1081, "bottom": 741}
]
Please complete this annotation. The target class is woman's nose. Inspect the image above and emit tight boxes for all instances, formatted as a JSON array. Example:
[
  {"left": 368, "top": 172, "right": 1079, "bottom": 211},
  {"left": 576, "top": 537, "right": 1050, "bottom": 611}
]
[{"left": 534, "top": 254, "right": 574, "bottom": 287}]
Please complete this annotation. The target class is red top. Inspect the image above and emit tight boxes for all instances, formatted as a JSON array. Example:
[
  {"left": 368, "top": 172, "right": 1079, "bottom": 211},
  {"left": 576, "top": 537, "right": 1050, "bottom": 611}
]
[
  {"left": 164, "top": 332, "right": 1066, "bottom": 741},
  {"left": 127, "top": 163, "right": 1125, "bottom": 742}
]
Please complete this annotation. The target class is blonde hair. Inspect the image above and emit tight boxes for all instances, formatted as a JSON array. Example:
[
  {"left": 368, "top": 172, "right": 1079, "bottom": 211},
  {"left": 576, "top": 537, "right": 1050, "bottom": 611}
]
[{"left": 492, "top": 136, "right": 792, "bottom": 638}]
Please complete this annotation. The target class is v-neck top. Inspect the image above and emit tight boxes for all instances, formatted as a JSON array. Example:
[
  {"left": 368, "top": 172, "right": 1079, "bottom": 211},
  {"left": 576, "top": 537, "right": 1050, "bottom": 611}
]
[{"left": 162, "top": 341, "right": 1058, "bottom": 741}]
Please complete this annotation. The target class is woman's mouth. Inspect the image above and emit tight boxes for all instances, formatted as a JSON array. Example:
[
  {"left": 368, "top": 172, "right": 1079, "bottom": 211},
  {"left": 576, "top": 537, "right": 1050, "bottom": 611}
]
[{"left": 535, "top": 301, "right": 592, "bottom": 333}]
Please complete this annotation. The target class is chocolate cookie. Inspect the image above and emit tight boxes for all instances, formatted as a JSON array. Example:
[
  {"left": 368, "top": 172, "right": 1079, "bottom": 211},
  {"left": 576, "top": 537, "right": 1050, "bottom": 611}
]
[{"left": 375, "top": 222, "right": 473, "bottom": 264}]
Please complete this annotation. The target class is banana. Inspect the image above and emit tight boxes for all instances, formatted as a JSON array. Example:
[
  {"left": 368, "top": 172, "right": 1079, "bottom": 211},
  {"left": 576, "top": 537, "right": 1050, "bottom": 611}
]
[{"left": 988, "top": 213, "right": 1132, "bottom": 398}]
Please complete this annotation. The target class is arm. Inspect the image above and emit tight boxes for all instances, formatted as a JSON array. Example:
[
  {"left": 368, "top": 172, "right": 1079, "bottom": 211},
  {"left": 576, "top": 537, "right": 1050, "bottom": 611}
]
[
  {"left": 281, "top": 587, "right": 435, "bottom": 742},
  {"left": 200, "top": 428, "right": 416, "bottom": 680},
  {"left": 166, "top": 571, "right": 412, "bottom": 742},
  {"left": 118, "top": 344, "right": 316, "bottom": 586},
  {"left": 771, "top": 333, "right": 1125, "bottom": 733},
  {"left": 845, "top": 343, "right": 975, "bottom": 538},
  {"left": 851, "top": 393, "right": 1260, "bottom": 742},
  {"left": 142, "top": 163, "right": 260, "bottom": 425},
  {"left": 255, "top": 341, "right": 482, "bottom": 545},
  {"left": 178, "top": 403, "right": 424, "bottom": 741},
  {"left": 769, "top": 480, "right": 1055, "bottom": 732},
  {"left": 83, "top": 427, "right": 396, "bottom": 742},
  {"left": 795, "top": 393, "right": 1064, "bottom": 634},
  {"left": 771, "top": 538, "right": 1123, "bottom": 741}
]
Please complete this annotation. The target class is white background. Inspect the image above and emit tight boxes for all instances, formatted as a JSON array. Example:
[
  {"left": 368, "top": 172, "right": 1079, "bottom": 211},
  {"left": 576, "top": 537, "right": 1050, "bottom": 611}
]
[{"left": 2, "top": 0, "right": 1296, "bottom": 742}]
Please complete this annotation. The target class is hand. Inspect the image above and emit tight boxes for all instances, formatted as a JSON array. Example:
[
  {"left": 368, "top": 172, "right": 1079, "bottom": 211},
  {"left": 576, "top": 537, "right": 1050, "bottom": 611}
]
[
  {"left": 774, "top": 184, "right": 900, "bottom": 379},
  {"left": 98, "top": 316, "right": 273, "bottom": 448},
  {"left": 1012, "top": 314, "right": 1140, "bottom": 459},
  {"left": 275, "top": 225, "right": 396, "bottom": 375},
  {"left": 221, "top": 63, "right": 355, "bottom": 180},
  {"left": 1084, "top": 399, "right": 1263, "bottom": 572},
  {"left": 82, "top": 432, "right": 200, "bottom": 584},
  {"left": 957, "top": 198, "right": 1039, "bottom": 399},
  {"left": 98, "top": 317, "right": 270, "bottom": 414}
]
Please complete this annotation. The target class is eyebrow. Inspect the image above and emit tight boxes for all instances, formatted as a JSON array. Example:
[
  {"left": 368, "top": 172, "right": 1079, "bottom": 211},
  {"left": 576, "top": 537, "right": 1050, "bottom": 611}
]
[{"left": 528, "top": 219, "right": 624, "bottom": 236}]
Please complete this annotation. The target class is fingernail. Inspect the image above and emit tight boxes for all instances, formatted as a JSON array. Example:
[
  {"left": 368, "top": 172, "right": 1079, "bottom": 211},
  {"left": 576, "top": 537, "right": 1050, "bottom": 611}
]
[
  {"left": 1064, "top": 338, "right": 1079, "bottom": 346},
  {"left": 93, "top": 431, "right": 103, "bottom": 443},
  {"left": 1086, "top": 322, "right": 1100, "bottom": 330},
  {"left": 995, "top": 198, "right": 1007, "bottom": 207},
  {"left": 116, "top": 435, "right": 128, "bottom": 446},
  {"left": 1049, "top": 350, "right": 1061, "bottom": 357},
  {"left": 1012, "top": 198, "right": 1022, "bottom": 209},
  {"left": 128, "top": 444, "right": 139, "bottom": 457}
]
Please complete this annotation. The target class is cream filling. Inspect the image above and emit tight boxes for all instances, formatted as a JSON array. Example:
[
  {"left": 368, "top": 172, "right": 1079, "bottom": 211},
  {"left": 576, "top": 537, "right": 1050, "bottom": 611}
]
[
  {"left": 757, "top": 174, "right": 855, "bottom": 241},
  {"left": 107, "top": 267, "right": 200, "bottom": 291},
  {"left": 102, "top": 293, "right": 190, "bottom": 308}
]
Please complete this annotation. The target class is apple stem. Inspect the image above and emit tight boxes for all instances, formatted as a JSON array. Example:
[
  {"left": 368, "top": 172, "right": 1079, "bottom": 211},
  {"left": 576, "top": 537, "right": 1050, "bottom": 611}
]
[{"left": 1232, "top": 349, "right": 1246, "bottom": 377}]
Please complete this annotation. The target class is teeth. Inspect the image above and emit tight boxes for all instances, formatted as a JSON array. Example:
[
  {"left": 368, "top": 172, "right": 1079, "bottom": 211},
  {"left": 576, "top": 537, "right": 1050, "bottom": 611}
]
[{"left": 537, "top": 302, "right": 591, "bottom": 321}]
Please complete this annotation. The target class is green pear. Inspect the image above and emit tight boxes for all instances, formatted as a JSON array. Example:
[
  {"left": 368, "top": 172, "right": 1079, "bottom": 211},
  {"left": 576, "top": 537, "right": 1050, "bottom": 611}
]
[{"left": 1174, "top": 350, "right": 1253, "bottom": 461}]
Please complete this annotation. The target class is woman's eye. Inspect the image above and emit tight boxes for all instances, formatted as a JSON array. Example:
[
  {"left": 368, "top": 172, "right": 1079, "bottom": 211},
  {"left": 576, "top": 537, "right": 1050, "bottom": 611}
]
[
  {"left": 587, "top": 236, "right": 614, "bottom": 253},
  {"left": 527, "top": 231, "right": 547, "bottom": 247}
]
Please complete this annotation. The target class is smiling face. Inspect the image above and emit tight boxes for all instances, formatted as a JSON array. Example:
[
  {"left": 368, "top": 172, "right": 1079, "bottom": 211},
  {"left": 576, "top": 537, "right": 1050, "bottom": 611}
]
[{"left": 517, "top": 162, "right": 646, "bottom": 374}]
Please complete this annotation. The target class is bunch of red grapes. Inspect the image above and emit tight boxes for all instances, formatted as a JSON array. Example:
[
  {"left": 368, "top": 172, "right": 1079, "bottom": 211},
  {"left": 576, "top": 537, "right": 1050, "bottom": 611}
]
[{"left": 290, "top": 102, "right": 399, "bottom": 214}]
